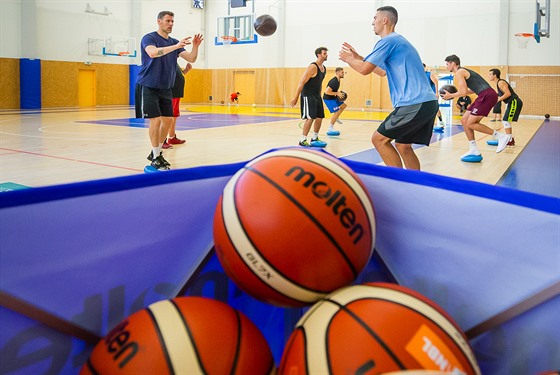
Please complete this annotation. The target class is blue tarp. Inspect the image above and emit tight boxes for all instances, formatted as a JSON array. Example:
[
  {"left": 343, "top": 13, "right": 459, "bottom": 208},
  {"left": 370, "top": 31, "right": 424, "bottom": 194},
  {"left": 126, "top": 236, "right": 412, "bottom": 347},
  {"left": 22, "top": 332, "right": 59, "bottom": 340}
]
[{"left": 1, "top": 149, "right": 558, "bottom": 374}]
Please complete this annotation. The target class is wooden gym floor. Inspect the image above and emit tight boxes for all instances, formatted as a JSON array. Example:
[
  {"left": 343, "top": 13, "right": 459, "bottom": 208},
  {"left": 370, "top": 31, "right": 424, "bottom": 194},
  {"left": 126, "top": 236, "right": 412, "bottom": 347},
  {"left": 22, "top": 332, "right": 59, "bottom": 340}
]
[{"left": 0, "top": 104, "right": 557, "bottom": 198}]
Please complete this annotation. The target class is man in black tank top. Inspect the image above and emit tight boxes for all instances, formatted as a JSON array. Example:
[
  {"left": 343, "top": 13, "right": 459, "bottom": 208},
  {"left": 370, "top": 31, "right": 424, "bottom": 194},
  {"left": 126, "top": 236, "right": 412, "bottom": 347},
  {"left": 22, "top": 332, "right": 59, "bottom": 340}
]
[
  {"left": 489, "top": 68, "right": 523, "bottom": 147},
  {"left": 290, "top": 47, "right": 328, "bottom": 148},
  {"left": 443, "top": 55, "right": 512, "bottom": 161}
]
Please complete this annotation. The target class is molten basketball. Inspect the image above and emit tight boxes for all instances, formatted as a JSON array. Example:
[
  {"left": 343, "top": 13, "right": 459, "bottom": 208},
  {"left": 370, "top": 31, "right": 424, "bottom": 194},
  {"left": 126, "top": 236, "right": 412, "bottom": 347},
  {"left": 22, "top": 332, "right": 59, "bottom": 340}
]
[
  {"left": 339, "top": 91, "right": 348, "bottom": 102},
  {"left": 81, "top": 297, "right": 274, "bottom": 375},
  {"left": 438, "top": 84, "right": 458, "bottom": 96},
  {"left": 254, "top": 14, "right": 277, "bottom": 37},
  {"left": 278, "top": 283, "right": 481, "bottom": 375},
  {"left": 213, "top": 148, "right": 376, "bottom": 307}
]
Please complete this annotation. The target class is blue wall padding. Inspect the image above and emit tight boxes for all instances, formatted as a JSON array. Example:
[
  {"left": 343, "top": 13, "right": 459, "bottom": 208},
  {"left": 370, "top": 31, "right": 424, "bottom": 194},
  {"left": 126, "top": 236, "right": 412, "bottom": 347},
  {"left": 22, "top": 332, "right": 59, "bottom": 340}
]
[
  {"left": 20, "top": 59, "right": 41, "bottom": 109},
  {"left": 129, "top": 65, "right": 142, "bottom": 105}
]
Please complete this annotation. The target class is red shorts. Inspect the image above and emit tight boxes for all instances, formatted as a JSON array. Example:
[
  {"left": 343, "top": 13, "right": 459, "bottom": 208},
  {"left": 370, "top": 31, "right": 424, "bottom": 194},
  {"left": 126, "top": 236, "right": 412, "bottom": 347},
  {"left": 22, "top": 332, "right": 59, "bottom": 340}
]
[
  {"left": 468, "top": 88, "right": 498, "bottom": 117},
  {"left": 172, "top": 98, "right": 181, "bottom": 117}
]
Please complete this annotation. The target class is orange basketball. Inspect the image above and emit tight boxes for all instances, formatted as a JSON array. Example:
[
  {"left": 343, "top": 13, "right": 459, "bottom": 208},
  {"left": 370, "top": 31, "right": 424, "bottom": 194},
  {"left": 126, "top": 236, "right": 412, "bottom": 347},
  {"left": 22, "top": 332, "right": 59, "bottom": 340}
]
[
  {"left": 81, "top": 296, "right": 275, "bottom": 375},
  {"left": 213, "top": 148, "right": 376, "bottom": 307},
  {"left": 278, "top": 283, "right": 481, "bottom": 375}
]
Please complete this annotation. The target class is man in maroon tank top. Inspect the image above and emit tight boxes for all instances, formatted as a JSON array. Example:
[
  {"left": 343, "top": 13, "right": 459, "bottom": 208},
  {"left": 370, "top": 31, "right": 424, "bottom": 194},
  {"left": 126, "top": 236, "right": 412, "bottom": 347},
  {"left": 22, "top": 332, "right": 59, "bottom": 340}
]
[{"left": 442, "top": 55, "right": 511, "bottom": 160}]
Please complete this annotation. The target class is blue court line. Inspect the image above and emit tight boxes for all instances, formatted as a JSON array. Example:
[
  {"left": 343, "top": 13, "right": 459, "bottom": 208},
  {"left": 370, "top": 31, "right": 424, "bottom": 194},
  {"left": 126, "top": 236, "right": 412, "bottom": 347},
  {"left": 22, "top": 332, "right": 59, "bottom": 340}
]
[
  {"left": 77, "top": 114, "right": 296, "bottom": 130},
  {"left": 498, "top": 120, "right": 560, "bottom": 198}
]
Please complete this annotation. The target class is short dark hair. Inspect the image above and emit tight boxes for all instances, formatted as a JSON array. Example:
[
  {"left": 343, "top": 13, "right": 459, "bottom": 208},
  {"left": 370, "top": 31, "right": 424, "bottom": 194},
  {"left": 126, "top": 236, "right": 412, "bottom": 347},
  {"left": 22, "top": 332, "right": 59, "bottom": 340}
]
[
  {"left": 315, "top": 47, "right": 328, "bottom": 57},
  {"left": 158, "top": 11, "right": 174, "bottom": 19},
  {"left": 377, "top": 6, "right": 398, "bottom": 24},
  {"left": 489, "top": 68, "right": 501, "bottom": 78},
  {"left": 335, "top": 67, "right": 344, "bottom": 72},
  {"left": 445, "top": 54, "right": 461, "bottom": 66}
]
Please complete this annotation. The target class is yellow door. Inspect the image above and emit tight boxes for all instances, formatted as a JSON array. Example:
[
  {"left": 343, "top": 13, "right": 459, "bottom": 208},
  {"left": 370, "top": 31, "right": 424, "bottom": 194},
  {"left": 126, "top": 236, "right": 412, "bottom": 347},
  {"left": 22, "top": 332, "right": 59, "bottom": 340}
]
[
  {"left": 233, "top": 71, "right": 255, "bottom": 105},
  {"left": 78, "top": 70, "right": 96, "bottom": 107}
]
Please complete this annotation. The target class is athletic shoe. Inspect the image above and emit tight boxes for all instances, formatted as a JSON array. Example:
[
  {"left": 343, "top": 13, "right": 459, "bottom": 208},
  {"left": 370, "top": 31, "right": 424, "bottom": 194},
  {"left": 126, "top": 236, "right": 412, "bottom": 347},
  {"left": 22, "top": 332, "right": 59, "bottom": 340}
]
[
  {"left": 310, "top": 138, "right": 327, "bottom": 148},
  {"left": 162, "top": 141, "right": 172, "bottom": 149},
  {"left": 167, "top": 136, "right": 186, "bottom": 145},
  {"left": 147, "top": 151, "right": 170, "bottom": 167},
  {"left": 507, "top": 137, "right": 515, "bottom": 147},
  {"left": 336, "top": 119, "right": 343, "bottom": 124},
  {"left": 159, "top": 153, "right": 171, "bottom": 167},
  {"left": 433, "top": 125, "right": 444, "bottom": 132},
  {"left": 461, "top": 151, "right": 482, "bottom": 159},
  {"left": 496, "top": 133, "right": 511, "bottom": 153},
  {"left": 151, "top": 155, "right": 170, "bottom": 171},
  {"left": 437, "top": 119, "right": 445, "bottom": 127},
  {"left": 327, "top": 130, "right": 341, "bottom": 136},
  {"left": 299, "top": 139, "right": 310, "bottom": 147}
]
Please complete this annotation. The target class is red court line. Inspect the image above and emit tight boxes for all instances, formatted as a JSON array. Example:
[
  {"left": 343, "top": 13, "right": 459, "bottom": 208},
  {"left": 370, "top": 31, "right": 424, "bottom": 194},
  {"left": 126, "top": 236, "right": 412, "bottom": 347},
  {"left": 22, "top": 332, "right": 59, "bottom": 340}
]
[{"left": 0, "top": 148, "right": 142, "bottom": 172}]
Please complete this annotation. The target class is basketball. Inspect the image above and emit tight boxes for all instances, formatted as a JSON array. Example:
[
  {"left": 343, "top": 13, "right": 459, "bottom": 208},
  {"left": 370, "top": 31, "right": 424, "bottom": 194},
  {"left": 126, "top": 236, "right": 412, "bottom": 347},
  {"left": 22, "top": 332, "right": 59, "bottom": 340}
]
[
  {"left": 213, "top": 148, "right": 376, "bottom": 307},
  {"left": 254, "top": 14, "right": 277, "bottom": 37},
  {"left": 438, "top": 84, "right": 458, "bottom": 96},
  {"left": 339, "top": 91, "right": 347, "bottom": 102},
  {"left": 544, "top": 113, "right": 550, "bottom": 119},
  {"left": 81, "top": 297, "right": 275, "bottom": 375},
  {"left": 278, "top": 283, "right": 481, "bottom": 375}
]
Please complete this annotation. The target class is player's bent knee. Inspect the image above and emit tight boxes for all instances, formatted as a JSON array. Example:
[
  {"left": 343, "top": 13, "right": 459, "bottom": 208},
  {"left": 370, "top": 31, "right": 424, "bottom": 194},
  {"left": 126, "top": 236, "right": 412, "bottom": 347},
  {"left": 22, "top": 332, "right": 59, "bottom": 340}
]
[{"left": 395, "top": 142, "right": 413, "bottom": 153}]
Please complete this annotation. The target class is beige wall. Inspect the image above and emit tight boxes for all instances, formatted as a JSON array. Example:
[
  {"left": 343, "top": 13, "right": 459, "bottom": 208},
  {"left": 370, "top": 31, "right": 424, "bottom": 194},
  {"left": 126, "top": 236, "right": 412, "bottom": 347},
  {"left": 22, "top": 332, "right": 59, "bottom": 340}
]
[{"left": 2, "top": 58, "right": 558, "bottom": 117}]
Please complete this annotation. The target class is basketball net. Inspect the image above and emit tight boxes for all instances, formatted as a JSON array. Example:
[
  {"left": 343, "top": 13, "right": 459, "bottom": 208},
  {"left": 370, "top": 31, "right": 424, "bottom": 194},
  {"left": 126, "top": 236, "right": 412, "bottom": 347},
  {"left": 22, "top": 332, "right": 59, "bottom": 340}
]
[
  {"left": 221, "top": 36, "right": 237, "bottom": 47},
  {"left": 514, "top": 33, "right": 533, "bottom": 49}
]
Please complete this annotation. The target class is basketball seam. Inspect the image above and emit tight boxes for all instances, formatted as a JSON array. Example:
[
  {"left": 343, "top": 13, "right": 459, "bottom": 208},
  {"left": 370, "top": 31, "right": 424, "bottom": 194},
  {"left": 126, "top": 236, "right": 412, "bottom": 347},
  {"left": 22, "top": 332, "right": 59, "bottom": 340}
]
[
  {"left": 146, "top": 308, "right": 175, "bottom": 375},
  {"left": 326, "top": 299, "right": 407, "bottom": 370},
  {"left": 222, "top": 168, "right": 329, "bottom": 303},
  {"left": 245, "top": 165, "right": 359, "bottom": 277},
  {"left": 168, "top": 299, "right": 209, "bottom": 375},
  {"left": 326, "top": 286, "right": 479, "bottom": 373},
  {"left": 229, "top": 310, "right": 243, "bottom": 375},
  {"left": 247, "top": 150, "right": 376, "bottom": 245},
  {"left": 367, "top": 298, "right": 478, "bottom": 373},
  {"left": 220, "top": 190, "right": 311, "bottom": 305},
  {"left": 85, "top": 359, "right": 100, "bottom": 375}
]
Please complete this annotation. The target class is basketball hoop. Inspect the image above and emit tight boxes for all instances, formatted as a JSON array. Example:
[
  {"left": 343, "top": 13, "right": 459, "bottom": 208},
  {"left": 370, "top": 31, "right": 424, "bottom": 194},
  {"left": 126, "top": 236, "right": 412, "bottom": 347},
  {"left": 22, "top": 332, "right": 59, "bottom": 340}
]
[
  {"left": 118, "top": 51, "right": 131, "bottom": 56},
  {"left": 220, "top": 36, "right": 237, "bottom": 47},
  {"left": 514, "top": 33, "right": 533, "bottom": 49}
]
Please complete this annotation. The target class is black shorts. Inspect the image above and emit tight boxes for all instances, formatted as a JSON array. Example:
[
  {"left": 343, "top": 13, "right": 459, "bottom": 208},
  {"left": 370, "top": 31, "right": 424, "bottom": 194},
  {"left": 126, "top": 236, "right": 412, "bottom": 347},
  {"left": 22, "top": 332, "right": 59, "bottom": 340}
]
[
  {"left": 300, "top": 95, "right": 324, "bottom": 119},
  {"left": 492, "top": 101, "right": 502, "bottom": 114},
  {"left": 135, "top": 84, "right": 173, "bottom": 119},
  {"left": 503, "top": 98, "right": 523, "bottom": 122},
  {"left": 378, "top": 100, "right": 439, "bottom": 146}
]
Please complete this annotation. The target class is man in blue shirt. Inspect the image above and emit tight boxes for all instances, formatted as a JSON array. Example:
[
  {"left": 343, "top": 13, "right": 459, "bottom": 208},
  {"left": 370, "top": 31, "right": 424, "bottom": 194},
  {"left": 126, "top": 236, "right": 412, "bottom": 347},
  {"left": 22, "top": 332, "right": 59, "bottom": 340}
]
[
  {"left": 135, "top": 11, "right": 203, "bottom": 170},
  {"left": 339, "top": 6, "right": 438, "bottom": 170}
]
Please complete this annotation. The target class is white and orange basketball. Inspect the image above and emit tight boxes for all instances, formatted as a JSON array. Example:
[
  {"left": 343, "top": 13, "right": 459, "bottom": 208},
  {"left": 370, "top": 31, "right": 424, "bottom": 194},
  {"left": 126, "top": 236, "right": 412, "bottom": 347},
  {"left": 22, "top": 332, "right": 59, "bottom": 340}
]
[
  {"left": 213, "top": 148, "right": 376, "bottom": 307},
  {"left": 278, "top": 282, "right": 481, "bottom": 375},
  {"left": 81, "top": 296, "right": 275, "bottom": 375}
]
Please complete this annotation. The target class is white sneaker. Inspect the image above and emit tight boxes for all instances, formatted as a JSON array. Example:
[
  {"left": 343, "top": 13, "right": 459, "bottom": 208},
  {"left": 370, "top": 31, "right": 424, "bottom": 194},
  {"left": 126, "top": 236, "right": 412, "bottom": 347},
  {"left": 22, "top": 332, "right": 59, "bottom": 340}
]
[
  {"left": 496, "top": 133, "right": 511, "bottom": 153},
  {"left": 437, "top": 120, "right": 445, "bottom": 127},
  {"left": 462, "top": 150, "right": 481, "bottom": 158},
  {"left": 336, "top": 119, "right": 343, "bottom": 124}
]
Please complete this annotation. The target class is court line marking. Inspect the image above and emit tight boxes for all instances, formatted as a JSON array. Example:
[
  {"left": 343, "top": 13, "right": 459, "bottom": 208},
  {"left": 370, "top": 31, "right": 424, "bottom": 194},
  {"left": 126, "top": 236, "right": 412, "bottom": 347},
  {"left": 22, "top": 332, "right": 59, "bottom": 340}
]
[{"left": 0, "top": 148, "right": 143, "bottom": 172}]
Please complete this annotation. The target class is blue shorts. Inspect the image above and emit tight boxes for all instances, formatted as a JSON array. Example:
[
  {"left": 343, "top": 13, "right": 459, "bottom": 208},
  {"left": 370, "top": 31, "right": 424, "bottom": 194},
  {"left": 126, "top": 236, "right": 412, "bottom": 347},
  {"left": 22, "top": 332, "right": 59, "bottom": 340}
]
[{"left": 323, "top": 98, "right": 344, "bottom": 114}]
